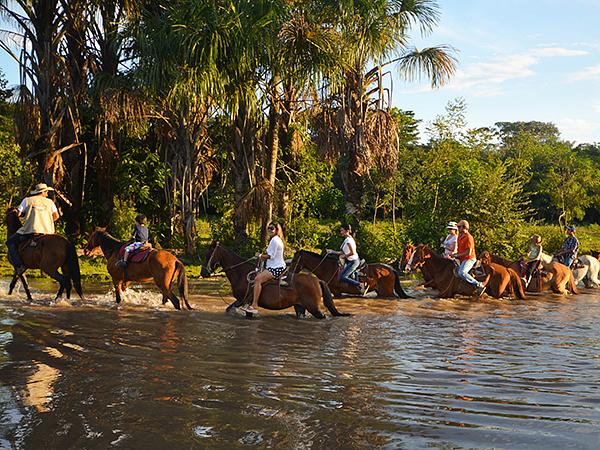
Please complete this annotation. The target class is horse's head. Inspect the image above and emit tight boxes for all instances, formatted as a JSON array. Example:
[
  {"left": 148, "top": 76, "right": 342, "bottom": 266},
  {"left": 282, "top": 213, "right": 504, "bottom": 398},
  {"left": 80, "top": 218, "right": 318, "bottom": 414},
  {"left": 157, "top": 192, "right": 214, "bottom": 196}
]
[
  {"left": 201, "top": 241, "right": 221, "bottom": 277},
  {"left": 591, "top": 250, "right": 600, "bottom": 260},
  {"left": 5, "top": 207, "right": 21, "bottom": 236},
  {"left": 407, "top": 244, "right": 430, "bottom": 272},
  {"left": 84, "top": 227, "right": 105, "bottom": 256},
  {"left": 399, "top": 243, "right": 416, "bottom": 272},
  {"left": 480, "top": 251, "right": 492, "bottom": 266}
]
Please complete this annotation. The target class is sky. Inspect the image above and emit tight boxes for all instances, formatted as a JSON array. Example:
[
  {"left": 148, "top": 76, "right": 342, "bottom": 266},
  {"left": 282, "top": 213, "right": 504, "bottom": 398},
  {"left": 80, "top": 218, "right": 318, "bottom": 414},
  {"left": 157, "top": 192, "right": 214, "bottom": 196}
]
[
  {"left": 1, "top": 0, "right": 599, "bottom": 144},
  {"left": 394, "top": 0, "right": 600, "bottom": 144}
]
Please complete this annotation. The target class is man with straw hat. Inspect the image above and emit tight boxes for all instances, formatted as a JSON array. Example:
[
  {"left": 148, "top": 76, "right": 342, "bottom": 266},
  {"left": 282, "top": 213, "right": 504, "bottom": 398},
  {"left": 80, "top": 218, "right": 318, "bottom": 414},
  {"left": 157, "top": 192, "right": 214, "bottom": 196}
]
[{"left": 6, "top": 183, "right": 59, "bottom": 275}]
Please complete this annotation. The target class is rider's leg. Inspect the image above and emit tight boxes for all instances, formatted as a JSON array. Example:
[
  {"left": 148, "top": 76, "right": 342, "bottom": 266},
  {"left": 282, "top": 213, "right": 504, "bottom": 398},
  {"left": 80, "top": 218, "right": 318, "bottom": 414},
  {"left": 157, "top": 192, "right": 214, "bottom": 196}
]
[
  {"left": 562, "top": 255, "right": 574, "bottom": 268},
  {"left": 339, "top": 259, "right": 361, "bottom": 287},
  {"left": 457, "top": 258, "right": 484, "bottom": 288},
  {"left": 251, "top": 270, "right": 274, "bottom": 309}
]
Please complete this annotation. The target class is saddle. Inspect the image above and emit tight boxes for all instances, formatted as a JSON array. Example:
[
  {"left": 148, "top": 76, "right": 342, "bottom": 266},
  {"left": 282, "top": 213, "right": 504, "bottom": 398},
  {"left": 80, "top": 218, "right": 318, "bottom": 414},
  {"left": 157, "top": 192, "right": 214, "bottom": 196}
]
[
  {"left": 247, "top": 267, "right": 291, "bottom": 287},
  {"left": 118, "top": 244, "right": 152, "bottom": 263},
  {"left": 18, "top": 234, "right": 48, "bottom": 252}
]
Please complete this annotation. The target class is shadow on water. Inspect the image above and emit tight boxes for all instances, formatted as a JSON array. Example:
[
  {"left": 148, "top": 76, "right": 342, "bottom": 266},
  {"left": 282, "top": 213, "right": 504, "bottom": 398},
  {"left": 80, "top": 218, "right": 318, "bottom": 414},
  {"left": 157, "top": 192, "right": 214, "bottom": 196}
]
[{"left": 1, "top": 277, "right": 600, "bottom": 448}]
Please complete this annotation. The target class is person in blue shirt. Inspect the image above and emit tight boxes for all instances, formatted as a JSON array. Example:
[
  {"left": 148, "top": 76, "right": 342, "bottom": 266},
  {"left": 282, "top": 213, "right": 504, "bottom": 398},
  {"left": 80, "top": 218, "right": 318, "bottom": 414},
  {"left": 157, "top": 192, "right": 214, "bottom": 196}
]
[
  {"left": 118, "top": 214, "right": 150, "bottom": 268},
  {"left": 556, "top": 225, "right": 579, "bottom": 268}
]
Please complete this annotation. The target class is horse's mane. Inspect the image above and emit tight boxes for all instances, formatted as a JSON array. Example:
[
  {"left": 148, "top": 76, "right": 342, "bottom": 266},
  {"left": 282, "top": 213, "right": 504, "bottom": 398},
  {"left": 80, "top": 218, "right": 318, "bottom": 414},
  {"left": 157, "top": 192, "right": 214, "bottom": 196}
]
[
  {"left": 296, "top": 249, "right": 338, "bottom": 261},
  {"left": 491, "top": 253, "right": 514, "bottom": 266},
  {"left": 97, "top": 230, "right": 124, "bottom": 252}
]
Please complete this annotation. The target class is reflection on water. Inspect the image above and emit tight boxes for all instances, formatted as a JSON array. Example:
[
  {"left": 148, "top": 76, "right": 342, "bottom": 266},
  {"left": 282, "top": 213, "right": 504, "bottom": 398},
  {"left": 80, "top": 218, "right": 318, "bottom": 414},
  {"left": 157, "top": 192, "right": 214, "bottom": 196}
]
[{"left": 0, "top": 278, "right": 599, "bottom": 448}]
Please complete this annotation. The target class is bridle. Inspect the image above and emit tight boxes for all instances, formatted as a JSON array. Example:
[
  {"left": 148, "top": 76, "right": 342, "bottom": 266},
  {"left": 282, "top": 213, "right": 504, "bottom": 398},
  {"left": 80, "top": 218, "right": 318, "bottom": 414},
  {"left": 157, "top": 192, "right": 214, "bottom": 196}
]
[{"left": 203, "top": 242, "right": 258, "bottom": 275}]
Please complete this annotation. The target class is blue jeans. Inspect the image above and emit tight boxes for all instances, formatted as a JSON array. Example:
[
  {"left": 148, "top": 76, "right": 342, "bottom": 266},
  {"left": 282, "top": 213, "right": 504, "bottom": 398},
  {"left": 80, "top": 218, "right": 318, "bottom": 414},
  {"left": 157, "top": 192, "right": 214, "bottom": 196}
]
[
  {"left": 339, "top": 259, "right": 361, "bottom": 287},
  {"left": 561, "top": 255, "right": 575, "bottom": 268},
  {"left": 457, "top": 258, "right": 483, "bottom": 288}
]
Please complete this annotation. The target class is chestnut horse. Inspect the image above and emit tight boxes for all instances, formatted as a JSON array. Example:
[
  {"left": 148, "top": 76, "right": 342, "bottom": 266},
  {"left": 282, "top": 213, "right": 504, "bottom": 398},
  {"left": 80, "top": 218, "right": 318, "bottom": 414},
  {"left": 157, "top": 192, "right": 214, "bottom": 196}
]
[
  {"left": 491, "top": 254, "right": 573, "bottom": 294},
  {"left": 480, "top": 251, "right": 526, "bottom": 299},
  {"left": 289, "top": 250, "right": 409, "bottom": 298},
  {"left": 408, "top": 244, "right": 488, "bottom": 298},
  {"left": 85, "top": 229, "right": 191, "bottom": 310},
  {"left": 402, "top": 243, "right": 436, "bottom": 288},
  {"left": 201, "top": 242, "right": 350, "bottom": 319},
  {"left": 5, "top": 207, "right": 83, "bottom": 301}
]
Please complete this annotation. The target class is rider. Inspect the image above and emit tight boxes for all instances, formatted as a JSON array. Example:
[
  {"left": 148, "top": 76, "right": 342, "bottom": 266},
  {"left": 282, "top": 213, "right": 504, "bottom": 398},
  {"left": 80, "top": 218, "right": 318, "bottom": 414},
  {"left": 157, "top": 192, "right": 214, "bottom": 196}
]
[
  {"left": 327, "top": 224, "right": 368, "bottom": 295},
  {"left": 555, "top": 225, "right": 579, "bottom": 268},
  {"left": 117, "top": 214, "right": 150, "bottom": 268},
  {"left": 6, "top": 183, "right": 59, "bottom": 276},
  {"left": 523, "top": 234, "right": 543, "bottom": 286},
  {"left": 441, "top": 221, "right": 459, "bottom": 258},
  {"left": 455, "top": 219, "right": 486, "bottom": 296},
  {"left": 244, "top": 222, "right": 286, "bottom": 314}
]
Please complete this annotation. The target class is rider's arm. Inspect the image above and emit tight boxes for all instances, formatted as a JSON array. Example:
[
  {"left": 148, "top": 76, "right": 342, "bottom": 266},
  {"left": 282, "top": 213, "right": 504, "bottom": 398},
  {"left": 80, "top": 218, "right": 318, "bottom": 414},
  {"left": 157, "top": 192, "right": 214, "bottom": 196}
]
[
  {"left": 50, "top": 202, "right": 59, "bottom": 221},
  {"left": 16, "top": 198, "right": 27, "bottom": 217}
]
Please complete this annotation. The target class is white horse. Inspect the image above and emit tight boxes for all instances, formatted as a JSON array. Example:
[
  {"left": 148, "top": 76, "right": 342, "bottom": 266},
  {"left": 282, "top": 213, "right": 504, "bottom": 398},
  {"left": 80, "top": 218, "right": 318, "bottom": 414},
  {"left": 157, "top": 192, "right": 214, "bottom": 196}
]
[{"left": 572, "top": 255, "right": 600, "bottom": 288}]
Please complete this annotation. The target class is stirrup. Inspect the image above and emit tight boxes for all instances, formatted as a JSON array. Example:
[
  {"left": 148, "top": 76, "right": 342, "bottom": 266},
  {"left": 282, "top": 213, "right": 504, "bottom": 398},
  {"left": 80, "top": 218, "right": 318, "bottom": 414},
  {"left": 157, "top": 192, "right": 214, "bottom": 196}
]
[{"left": 116, "top": 259, "right": 128, "bottom": 269}]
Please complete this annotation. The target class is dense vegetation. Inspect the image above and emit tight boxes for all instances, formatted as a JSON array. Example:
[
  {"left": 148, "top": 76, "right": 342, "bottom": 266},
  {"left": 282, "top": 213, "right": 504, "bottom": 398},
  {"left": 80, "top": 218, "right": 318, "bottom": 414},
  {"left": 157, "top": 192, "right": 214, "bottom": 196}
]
[{"left": 1, "top": 1, "right": 599, "bottom": 264}]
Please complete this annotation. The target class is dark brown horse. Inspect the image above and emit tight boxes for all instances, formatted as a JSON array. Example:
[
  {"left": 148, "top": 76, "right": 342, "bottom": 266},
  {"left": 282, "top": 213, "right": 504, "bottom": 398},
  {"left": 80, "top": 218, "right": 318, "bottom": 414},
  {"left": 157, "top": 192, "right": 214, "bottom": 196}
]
[
  {"left": 5, "top": 207, "right": 83, "bottom": 300},
  {"left": 491, "top": 254, "right": 551, "bottom": 293},
  {"left": 201, "top": 242, "right": 350, "bottom": 319},
  {"left": 85, "top": 229, "right": 191, "bottom": 310},
  {"left": 289, "top": 250, "right": 409, "bottom": 298},
  {"left": 408, "top": 244, "right": 488, "bottom": 298}
]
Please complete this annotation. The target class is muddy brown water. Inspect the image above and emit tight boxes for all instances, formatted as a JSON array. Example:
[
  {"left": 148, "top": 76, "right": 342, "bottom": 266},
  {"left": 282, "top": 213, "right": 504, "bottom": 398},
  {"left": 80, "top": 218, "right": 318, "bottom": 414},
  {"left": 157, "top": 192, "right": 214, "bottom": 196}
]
[{"left": 0, "top": 277, "right": 599, "bottom": 449}]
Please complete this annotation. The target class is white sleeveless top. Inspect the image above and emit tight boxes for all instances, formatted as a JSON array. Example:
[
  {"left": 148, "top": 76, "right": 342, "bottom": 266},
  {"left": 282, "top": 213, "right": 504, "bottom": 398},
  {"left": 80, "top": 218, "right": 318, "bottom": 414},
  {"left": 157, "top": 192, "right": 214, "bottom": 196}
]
[
  {"left": 266, "top": 235, "right": 285, "bottom": 268},
  {"left": 341, "top": 236, "right": 359, "bottom": 261}
]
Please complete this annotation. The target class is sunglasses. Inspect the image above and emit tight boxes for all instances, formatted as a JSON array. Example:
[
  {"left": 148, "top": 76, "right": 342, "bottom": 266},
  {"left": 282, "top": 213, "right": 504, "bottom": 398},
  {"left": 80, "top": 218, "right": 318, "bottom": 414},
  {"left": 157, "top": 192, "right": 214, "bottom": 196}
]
[{"left": 267, "top": 226, "right": 275, "bottom": 231}]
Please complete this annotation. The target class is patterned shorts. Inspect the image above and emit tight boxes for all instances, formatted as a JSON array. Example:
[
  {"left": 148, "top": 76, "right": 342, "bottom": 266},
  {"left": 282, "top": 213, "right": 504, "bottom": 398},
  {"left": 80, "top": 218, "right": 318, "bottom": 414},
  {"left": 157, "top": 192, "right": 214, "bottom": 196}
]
[
  {"left": 267, "top": 266, "right": 286, "bottom": 278},
  {"left": 125, "top": 241, "right": 145, "bottom": 253}
]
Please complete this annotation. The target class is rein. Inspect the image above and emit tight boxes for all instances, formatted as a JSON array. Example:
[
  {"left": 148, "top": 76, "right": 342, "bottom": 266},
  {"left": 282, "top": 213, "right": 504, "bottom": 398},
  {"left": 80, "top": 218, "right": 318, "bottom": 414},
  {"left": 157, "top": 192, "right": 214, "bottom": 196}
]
[{"left": 205, "top": 243, "right": 258, "bottom": 274}]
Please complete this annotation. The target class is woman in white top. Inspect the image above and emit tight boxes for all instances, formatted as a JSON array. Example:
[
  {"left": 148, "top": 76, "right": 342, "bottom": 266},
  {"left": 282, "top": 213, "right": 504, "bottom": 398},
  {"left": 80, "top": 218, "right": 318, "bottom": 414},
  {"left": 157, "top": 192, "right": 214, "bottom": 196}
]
[
  {"left": 327, "top": 224, "right": 366, "bottom": 294},
  {"left": 245, "top": 222, "right": 286, "bottom": 314},
  {"left": 441, "top": 221, "right": 458, "bottom": 258}
]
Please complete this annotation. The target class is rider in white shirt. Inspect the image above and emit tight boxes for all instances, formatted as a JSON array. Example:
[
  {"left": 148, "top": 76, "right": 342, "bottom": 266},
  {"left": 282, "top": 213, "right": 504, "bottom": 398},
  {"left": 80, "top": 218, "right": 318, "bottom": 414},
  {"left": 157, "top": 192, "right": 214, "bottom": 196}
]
[{"left": 327, "top": 224, "right": 367, "bottom": 295}]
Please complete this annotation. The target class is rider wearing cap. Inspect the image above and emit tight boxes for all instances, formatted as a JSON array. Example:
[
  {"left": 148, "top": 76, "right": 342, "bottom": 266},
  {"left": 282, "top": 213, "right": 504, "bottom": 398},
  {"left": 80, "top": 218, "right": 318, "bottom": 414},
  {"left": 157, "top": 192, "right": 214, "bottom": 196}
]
[
  {"left": 556, "top": 225, "right": 579, "bottom": 268},
  {"left": 455, "top": 219, "right": 486, "bottom": 296},
  {"left": 6, "top": 183, "right": 59, "bottom": 276}
]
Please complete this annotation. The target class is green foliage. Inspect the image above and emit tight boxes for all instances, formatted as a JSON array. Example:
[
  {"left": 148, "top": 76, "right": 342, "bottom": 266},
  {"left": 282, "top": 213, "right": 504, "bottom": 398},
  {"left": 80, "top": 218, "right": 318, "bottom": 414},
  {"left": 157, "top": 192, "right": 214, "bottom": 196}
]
[
  {"left": 109, "top": 198, "right": 139, "bottom": 241},
  {"left": 358, "top": 221, "right": 407, "bottom": 263}
]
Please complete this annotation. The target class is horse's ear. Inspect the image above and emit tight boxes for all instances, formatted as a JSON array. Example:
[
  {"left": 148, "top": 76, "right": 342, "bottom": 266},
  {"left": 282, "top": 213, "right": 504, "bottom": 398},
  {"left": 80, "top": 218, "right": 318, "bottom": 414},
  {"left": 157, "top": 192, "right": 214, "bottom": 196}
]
[{"left": 95, "top": 226, "right": 106, "bottom": 232}]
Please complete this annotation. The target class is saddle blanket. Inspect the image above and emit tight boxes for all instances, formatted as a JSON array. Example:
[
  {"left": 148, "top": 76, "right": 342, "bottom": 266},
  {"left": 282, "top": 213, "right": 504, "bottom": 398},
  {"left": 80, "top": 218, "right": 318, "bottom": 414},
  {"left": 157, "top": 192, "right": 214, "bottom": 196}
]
[
  {"left": 18, "top": 234, "right": 48, "bottom": 250},
  {"left": 118, "top": 245, "right": 151, "bottom": 263}
]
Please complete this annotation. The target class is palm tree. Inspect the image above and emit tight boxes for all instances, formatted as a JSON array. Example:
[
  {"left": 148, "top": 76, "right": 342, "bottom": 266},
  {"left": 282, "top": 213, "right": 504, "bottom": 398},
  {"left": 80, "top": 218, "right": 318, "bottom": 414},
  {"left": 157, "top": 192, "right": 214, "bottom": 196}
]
[{"left": 316, "top": 0, "right": 456, "bottom": 227}]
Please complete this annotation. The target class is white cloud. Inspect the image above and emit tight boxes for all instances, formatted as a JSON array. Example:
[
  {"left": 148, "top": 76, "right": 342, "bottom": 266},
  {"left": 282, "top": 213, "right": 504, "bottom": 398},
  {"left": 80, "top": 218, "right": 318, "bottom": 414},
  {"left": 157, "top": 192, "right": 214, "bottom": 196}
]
[
  {"left": 531, "top": 47, "right": 589, "bottom": 57},
  {"left": 555, "top": 117, "right": 600, "bottom": 144},
  {"left": 446, "top": 47, "right": 587, "bottom": 96},
  {"left": 570, "top": 64, "right": 600, "bottom": 81}
]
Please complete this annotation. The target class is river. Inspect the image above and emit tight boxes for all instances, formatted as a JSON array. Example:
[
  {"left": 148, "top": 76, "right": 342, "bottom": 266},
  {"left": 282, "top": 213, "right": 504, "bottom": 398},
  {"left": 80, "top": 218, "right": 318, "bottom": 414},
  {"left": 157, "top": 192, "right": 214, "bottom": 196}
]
[{"left": 0, "top": 278, "right": 599, "bottom": 449}]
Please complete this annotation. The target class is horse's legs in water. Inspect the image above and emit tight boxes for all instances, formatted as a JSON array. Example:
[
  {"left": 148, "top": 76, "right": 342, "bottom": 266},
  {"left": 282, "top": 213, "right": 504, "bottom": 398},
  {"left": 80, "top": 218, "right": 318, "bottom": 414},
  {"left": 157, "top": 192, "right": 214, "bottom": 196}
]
[
  {"left": 113, "top": 279, "right": 123, "bottom": 304},
  {"left": 293, "top": 305, "right": 306, "bottom": 319},
  {"left": 8, "top": 272, "right": 33, "bottom": 300},
  {"left": 46, "top": 269, "right": 67, "bottom": 300},
  {"left": 305, "top": 302, "right": 326, "bottom": 319}
]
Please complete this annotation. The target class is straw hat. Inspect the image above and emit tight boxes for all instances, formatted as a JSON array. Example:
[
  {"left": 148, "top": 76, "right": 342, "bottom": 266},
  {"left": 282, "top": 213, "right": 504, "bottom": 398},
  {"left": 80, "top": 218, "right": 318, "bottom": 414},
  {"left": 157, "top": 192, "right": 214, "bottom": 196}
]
[{"left": 30, "top": 183, "right": 54, "bottom": 195}]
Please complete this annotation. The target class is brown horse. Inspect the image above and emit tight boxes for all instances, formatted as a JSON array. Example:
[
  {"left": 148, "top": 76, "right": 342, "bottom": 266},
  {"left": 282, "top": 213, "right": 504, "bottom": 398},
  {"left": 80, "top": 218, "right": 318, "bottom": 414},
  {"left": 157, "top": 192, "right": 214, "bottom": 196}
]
[
  {"left": 480, "top": 251, "right": 526, "bottom": 299},
  {"left": 5, "top": 207, "right": 83, "bottom": 301},
  {"left": 200, "top": 242, "right": 350, "bottom": 319},
  {"left": 408, "top": 244, "right": 488, "bottom": 298},
  {"left": 289, "top": 250, "right": 409, "bottom": 298},
  {"left": 401, "top": 243, "right": 436, "bottom": 288},
  {"left": 491, "top": 254, "right": 561, "bottom": 294},
  {"left": 85, "top": 229, "right": 191, "bottom": 310}
]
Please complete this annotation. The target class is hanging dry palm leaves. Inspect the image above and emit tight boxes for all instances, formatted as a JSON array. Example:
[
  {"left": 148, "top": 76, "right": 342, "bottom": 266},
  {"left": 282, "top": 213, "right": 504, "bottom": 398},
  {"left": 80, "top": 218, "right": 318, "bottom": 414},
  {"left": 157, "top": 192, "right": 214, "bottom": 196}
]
[
  {"left": 313, "top": 106, "right": 344, "bottom": 163},
  {"left": 364, "top": 109, "right": 399, "bottom": 174},
  {"left": 237, "top": 179, "right": 273, "bottom": 224},
  {"left": 14, "top": 86, "right": 40, "bottom": 156}
]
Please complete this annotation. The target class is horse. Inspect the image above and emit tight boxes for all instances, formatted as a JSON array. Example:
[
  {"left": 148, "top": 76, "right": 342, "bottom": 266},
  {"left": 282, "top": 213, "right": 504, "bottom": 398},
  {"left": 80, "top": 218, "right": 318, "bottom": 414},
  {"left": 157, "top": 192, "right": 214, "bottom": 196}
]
[
  {"left": 408, "top": 244, "right": 488, "bottom": 298},
  {"left": 84, "top": 229, "right": 191, "bottom": 310},
  {"left": 289, "top": 250, "right": 409, "bottom": 298},
  {"left": 200, "top": 242, "right": 350, "bottom": 319},
  {"left": 572, "top": 255, "right": 600, "bottom": 288},
  {"left": 479, "top": 251, "right": 526, "bottom": 299},
  {"left": 538, "top": 252, "right": 578, "bottom": 295},
  {"left": 402, "top": 243, "right": 436, "bottom": 288},
  {"left": 5, "top": 207, "right": 83, "bottom": 301}
]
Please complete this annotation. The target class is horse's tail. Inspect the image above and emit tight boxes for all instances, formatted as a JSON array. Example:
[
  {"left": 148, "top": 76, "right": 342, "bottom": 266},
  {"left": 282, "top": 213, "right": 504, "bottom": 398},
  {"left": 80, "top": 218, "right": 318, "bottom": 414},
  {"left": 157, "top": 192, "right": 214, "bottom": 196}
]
[
  {"left": 176, "top": 260, "right": 192, "bottom": 310},
  {"left": 320, "top": 279, "right": 351, "bottom": 317},
  {"left": 391, "top": 267, "right": 410, "bottom": 298},
  {"left": 569, "top": 270, "right": 579, "bottom": 294},
  {"left": 508, "top": 268, "right": 526, "bottom": 300},
  {"left": 66, "top": 243, "right": 83, "bottom": 299}
]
